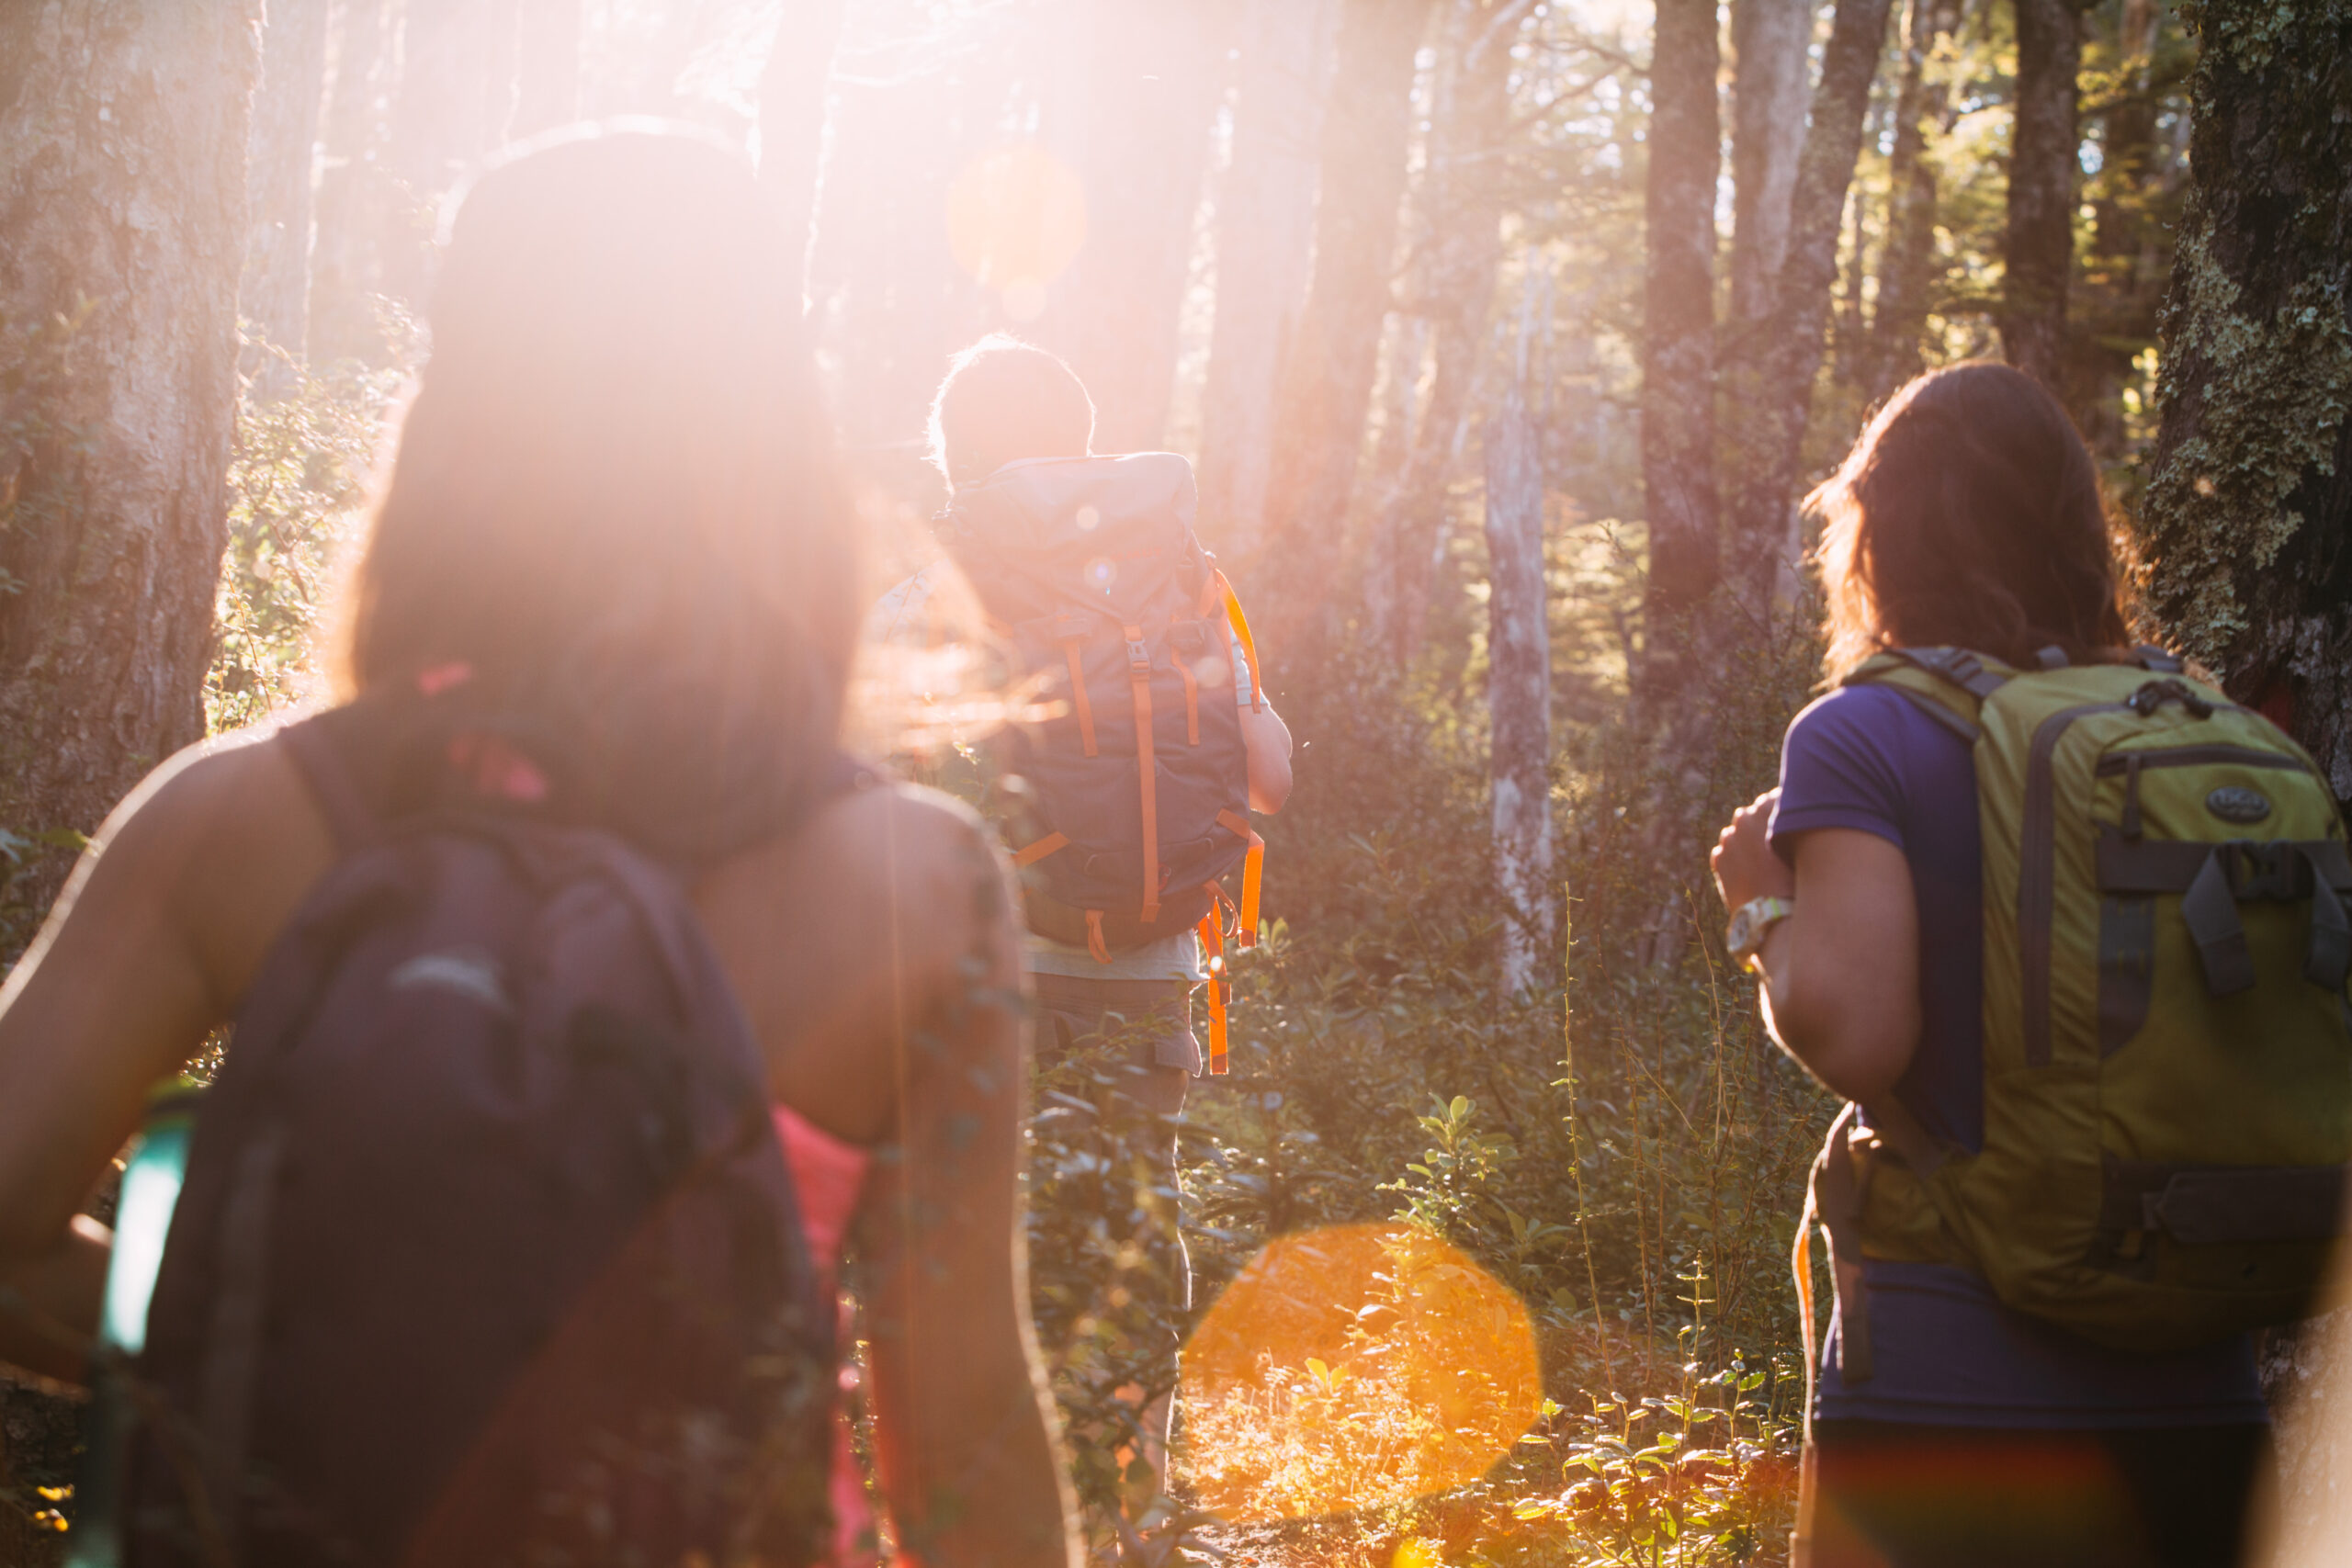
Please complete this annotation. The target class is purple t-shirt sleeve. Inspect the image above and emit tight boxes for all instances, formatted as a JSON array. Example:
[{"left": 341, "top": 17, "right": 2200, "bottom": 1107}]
[{"left": 1770, "top": 686, "right": 1915, "bottom": 862}]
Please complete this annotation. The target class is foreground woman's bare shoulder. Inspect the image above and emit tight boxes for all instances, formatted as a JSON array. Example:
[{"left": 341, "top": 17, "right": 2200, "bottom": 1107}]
[{"left": 792, "top": 778, "right": 1013, "bottom": 966}]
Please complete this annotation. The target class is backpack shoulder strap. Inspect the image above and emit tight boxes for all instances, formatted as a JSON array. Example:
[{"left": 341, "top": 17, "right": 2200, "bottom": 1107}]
[{"left": 277, "top": 709, "right": 384, "bottom": 852}]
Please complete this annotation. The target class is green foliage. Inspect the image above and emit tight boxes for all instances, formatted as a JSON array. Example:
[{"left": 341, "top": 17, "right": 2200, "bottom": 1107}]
[{"left": 208, "top": 344, "right": 407, "bottom": 733}]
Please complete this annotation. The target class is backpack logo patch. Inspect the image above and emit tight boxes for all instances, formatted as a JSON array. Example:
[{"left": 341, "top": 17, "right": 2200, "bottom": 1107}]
[
  {"left": 2206, "top": 785, "right": 2273, "bottom": 825},
  {"left": 389, "top": 948, "right": 516, "bottom": 1018}
]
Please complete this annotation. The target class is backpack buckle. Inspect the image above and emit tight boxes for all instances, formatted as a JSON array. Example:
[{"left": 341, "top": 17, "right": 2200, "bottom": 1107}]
[
  {"left": 1125, "top": 637, "right": 1151, "bottom": 674},
  {"left": 2224, "top": 840, "right": 2301, "bottom": 902}
]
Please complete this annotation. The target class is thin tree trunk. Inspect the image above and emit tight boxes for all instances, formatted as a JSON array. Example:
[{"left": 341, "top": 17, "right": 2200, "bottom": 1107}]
[
  {"left": 1728, "top": 0, "right": 1811, "bottom": 330},
  {"left": 2075, "top": 0, "right": 2161, "bottom": 456},
  {"left": 1722, "top": 0, "right": 1898, "bottom": 609},
  {"left": 1371, "top": 0, "right": 1519, "bottom": 669},
  {"left": 1486, "top": 343, "right": 1555, "bottom": 996},
  {"left": 0, "top": 5, "right": 262, "bottom": 1539},
  {"left": 1196, "top": 0, "right": 1340, "bottom": 558},
  {"left": 1036, "top": 0, "right": 1234, "bottom": 454},
  {"left": 244, "top": 0, "right": 333, "bottom": 388},
  {"left": 384, "top": 0, "right": 512, "bottom": 302},
  {"left": 1638, "top": 0, "right": 1724, "bottom": 681},
  {"left": 2139, "top": 0, "right": 2352, "bottom": 807},
  {"left": 2000, "top": 0, "right": 2081, "bottom": 388},
  {"left": 1870, "top": 0, "right": 1963, "bottom": 399},
  {"left": 310, "top": 0, "right": 394, "bottom": 363},
  {"left": 513, "top": 0, "right": 583, "bottom": 140},
  {"left": 1259, "top": 0, "right": 1436, "bottom": 673},
  {"left": 759, "top": 0, "right": 851, "bottom": 317}
]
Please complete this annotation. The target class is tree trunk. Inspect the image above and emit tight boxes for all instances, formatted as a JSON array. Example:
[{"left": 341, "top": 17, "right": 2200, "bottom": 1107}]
[
  {"left": 0, "top": 3, "right": 261, "bottom": 1542},
  {"left": 1258, "top": 0, "right": 1435, "bottom": 674},
  {"left": 384, "top": 0, "right": 514, "bottom": 302},
  {"left": 2073, "top": 0, "right": 2163, "bottom": 457},
  {"left": 1035, "top": 0, "right": 1234, "bottom": 454},
  {"left": 1870, "top": 0, "right": 1963, "bottom": 400},
  {"left": 1639, "top": 0, "right": 1724, "bottom": 674},
  {"left": 513, "top": 0, "right": 582, "bottom": 139},
  {"left": 1485, "top": 352, "right": 1555, "bottom": 996},
  {"left": 244, "top": 0, "right": 332, "bottom": 389},
  {"left": 1195, "top": 0, "right": 1340, "bottom": 558},
  {"left": 1369, "top": 0, "right": 1518, "bottom": 669},
  {"left": 759, "top": 0, "right": 850, "bottom": 318},
  {"left": 2139, "top": 0, "right": 2352, "bottom": 807},
  {"left": 2000, "top": 0, "right": 2081, "bottom": 389},
  {"left": 1721, "top": 0, "right": 1897, "bottom": 610},
  {"left": 310, "top": 0, "right": 394, "bottom": 364},
  {"left": 1728, "top": 0, "right": 1811, "bottom": 331}
]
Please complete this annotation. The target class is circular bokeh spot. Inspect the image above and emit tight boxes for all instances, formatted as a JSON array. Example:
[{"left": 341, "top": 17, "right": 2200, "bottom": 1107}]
[
  {"left": 1182, "top": 1223, "right": 1543, "bottom": 1522},
  {"left": 944, "top": 144, "right": 1088, "bottom": 315}
]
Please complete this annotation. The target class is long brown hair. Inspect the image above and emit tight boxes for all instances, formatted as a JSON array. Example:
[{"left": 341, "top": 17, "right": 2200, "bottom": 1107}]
[
  {"left": 1812, "top": 361, "right": 2133, "bottom": 678},
  {"left": 345, "top": 128, "right": 856, "bottom": 857}
]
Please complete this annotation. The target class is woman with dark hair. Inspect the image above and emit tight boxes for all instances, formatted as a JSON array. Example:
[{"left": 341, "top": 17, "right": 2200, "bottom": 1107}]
[
  {"left": 1712, "top": 364, "right": 2271, "bottom": 1567},
  {"left": 0, "top": 130, "right": 1077, "bottom": 1567}
]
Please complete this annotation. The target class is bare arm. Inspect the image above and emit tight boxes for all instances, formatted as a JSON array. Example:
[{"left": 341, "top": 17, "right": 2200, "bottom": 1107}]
[
  {"left": 1241, "top": 703, "right": 1293, "bottom": 815},
  {"left": 1713, "top": 791, "right": 1921, "bottom": 1102},
  {"left": 0, "top": 731, "right": 327, "bottom": 1385},
  {"left": 850, "top": 803, "right": 1078, "bottom": 1568}
]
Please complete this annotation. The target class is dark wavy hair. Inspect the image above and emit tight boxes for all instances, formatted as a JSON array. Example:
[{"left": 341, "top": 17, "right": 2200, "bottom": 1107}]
[
  {"left": 343, "top": 128, "right": 857, "bottom": 858},
  {"left": 1812, "top": 361, "right": 2135, "bottom": 678}
]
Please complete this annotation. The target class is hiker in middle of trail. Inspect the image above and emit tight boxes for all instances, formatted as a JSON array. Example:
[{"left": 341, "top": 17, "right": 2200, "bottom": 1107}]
[{"left": 874, "top": 334, "right": 1295, "bottom": 1533}]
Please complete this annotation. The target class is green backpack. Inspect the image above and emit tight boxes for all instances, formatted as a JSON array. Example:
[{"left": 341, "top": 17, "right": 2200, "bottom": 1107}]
[{"left": 1801, "top": 645, "right": 2352, "bottom": 1381}]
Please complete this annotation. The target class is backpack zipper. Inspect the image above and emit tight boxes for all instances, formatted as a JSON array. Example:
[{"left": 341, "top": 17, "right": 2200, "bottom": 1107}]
[{"left": 2019, "top": 703, "right": 2135, "bottom": 1066}]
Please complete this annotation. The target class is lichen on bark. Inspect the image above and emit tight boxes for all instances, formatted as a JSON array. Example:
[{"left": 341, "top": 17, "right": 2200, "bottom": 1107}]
[{"left": 2140, "top": 0, "right": 2352, "bottom": 795}]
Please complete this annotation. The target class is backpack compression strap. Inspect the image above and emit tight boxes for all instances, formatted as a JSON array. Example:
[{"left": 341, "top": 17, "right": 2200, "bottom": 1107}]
[
  {"left": 1125, "top": 625, "right": 1161, "bottom": 923},
  {"left": 1203, "top": 569, "right": 1263, "bottom": 712}
]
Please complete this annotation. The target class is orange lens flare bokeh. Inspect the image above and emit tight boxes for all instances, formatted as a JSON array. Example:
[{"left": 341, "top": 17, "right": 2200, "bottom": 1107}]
[
  {"left": 1182, "top": 1224, "right": 1544, "bottom": 1523},
  {"left": 944, "top": 144, "right": 1087, "bottom": 321}
]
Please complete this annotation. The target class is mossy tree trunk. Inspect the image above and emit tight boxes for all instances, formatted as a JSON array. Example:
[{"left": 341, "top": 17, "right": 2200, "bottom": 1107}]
[{"left": 2140, "top": 0, "right": 2352, "bottom": 805}]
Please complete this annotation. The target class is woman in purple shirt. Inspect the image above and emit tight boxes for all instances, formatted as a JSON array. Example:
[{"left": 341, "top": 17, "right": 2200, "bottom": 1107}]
[{"left": 1712, "top": 363, "right": 2270, "bottom": 1568}]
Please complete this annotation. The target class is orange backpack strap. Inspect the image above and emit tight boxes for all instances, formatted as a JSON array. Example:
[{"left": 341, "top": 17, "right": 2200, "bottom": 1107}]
[
  {"left": 1012, "top": 832, "right": 1069, "bottom": 869},
  {"left": 1214, "top": 570, "right": 1263, "bottom": 713},
  {"left": 1215, "top": 808, "right": 1264, "bottom": 949},
  {"left": 1125, "top": 625, "right": 1160, "bottom": 923},
  {"left": 1197, "top": 902, "right": 1230, "bottom": 1076},
  {"left": 1085, "top": 909, "right": 1111, "bottom": 964},
  {"left": 1062, "top": 638, "right": 1097, "bottom": 757}
]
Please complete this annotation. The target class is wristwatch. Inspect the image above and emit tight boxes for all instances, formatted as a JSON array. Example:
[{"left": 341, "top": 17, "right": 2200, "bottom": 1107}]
[{"left": 1724, "top": 895, "right": 1795, "bottom": 973}]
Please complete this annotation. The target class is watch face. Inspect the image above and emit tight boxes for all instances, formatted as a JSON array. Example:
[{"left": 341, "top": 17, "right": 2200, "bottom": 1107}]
[{"left": 1726, "top": 908, "right": 1755, "bottom": 954}]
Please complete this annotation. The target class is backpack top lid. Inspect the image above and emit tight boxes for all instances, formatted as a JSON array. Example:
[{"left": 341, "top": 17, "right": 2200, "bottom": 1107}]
[{"left": 945, "top": 451, "right": 1195, "bottom": 557}]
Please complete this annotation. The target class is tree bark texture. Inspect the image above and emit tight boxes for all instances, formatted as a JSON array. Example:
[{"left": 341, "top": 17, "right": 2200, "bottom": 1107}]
[
  {"left": 1485, "top": 368, "right": 1555, "bottom": 995},
  {"left": 1639, "top": 0, "right": 1724, "bottom": 646},
  {"left": 2140, "top": 0, "right": 2352, "bottom": 806},
  {"left": 2000, "top": 0, "right": 2083, "bottom": 389},
  {"left": 1368, "top": 0, "right": 1518, "bottom": 669},
  {"left": 513, "top": 0, "right": 582, "bottom": 139},
  {"left": 1196, "top": 0, "right": 1340, "bottom": 558},
  {"left": 243, "top": 0, "right": 332, "bottom": 386},
  {"left": 0, "top": 4, "right": 261, "bottom": 1542},
  {"left": 1259, "top": 0, "right": 1435, "bottom": 674},
  {"left": 1870, "top": 0, "right": 1963, "bottom": 400},
  {"left": 1728, "top": 0, "right": 1811, "bottom": 332},
  {"left": 1035, "top": 0, "right": 1234, "bottom": 455},
  {"left": 309, "top": 0, "right": 394, "bottom": 363},
  {"left": 0, "top": 0, "right": 263, "bottom": 906},
  {"left": 1721, "top": 0, "right": 1896, "bottom": 612},
  {"left": 759, "top": 0, "right": 850, "bottom": 318}
]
